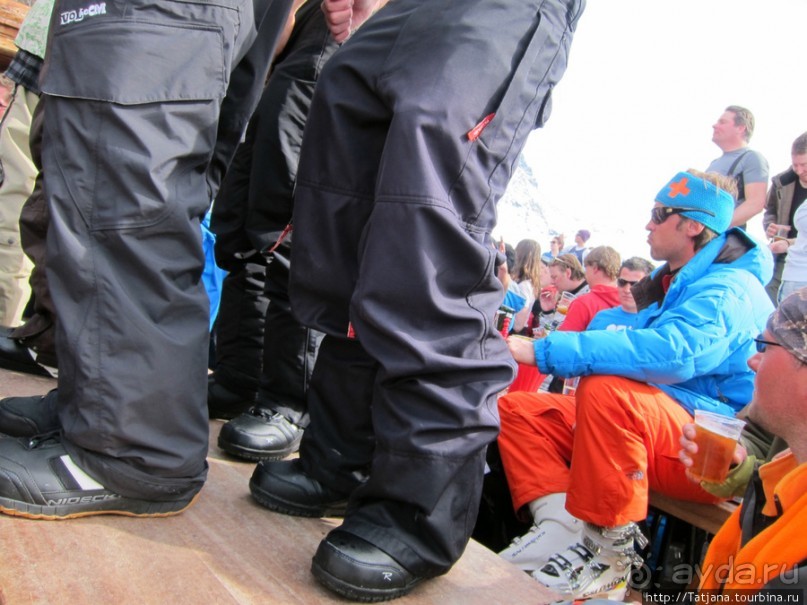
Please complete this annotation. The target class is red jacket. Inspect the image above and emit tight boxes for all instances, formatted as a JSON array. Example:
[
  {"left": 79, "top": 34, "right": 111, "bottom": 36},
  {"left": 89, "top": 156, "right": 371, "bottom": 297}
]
[{"left": 558, "top": 284, "right": 620, "bottom": 332}]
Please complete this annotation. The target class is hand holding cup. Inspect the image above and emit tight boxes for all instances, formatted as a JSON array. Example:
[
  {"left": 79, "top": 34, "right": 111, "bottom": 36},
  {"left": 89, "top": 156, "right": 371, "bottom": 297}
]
[{"left": 680, "top": 412, "right": 745, "bottom": 483}]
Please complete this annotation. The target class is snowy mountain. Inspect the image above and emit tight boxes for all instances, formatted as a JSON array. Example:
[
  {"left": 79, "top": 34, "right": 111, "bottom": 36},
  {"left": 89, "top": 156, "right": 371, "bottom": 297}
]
[{"left": 494, "top": 155, "right": 650, "bottom": 259}]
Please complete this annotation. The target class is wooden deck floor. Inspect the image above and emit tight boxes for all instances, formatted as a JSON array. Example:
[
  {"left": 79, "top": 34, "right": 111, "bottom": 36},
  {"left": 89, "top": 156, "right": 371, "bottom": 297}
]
[{"left": 0, "top": 368, "right": 557, "bottom": 605}]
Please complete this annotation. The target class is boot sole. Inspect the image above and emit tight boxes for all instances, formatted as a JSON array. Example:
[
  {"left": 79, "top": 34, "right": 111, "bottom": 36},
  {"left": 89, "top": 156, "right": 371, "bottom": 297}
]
[
  {"left": 0, "top": 491, "right": 201, "bottom": 520},
  {"left": 217, "top": 435, "right": 300, "bottom": 462}
]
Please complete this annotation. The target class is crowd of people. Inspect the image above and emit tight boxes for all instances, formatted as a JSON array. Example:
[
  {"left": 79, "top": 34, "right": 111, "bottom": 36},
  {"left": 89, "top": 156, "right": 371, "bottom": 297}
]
[{"left": 0, "top": 0, "right": 804, "bottom": 602}]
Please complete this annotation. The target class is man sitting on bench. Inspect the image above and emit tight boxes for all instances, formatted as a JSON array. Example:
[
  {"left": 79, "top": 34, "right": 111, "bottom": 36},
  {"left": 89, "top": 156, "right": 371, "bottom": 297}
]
[
  {"left": 680, "top": 287, "right": 807, "bottom": 595},
  {"left": 500, "top": 169, "right": 773, "bottom": 600}
]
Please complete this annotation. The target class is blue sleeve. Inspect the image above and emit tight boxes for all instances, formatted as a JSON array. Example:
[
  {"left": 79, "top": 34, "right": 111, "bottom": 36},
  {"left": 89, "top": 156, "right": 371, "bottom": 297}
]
[
  {"left": 502, "top": 283, "right": 527, "bottom": 314},
  {"left": 534, "top": 280, "right": 765, "bottom": 381},
  {"left": 201, "top": 211, "right": 228, "bottom": 331},
  {"left": 501, "top": 283, "right": 527, "bottom": 333}
]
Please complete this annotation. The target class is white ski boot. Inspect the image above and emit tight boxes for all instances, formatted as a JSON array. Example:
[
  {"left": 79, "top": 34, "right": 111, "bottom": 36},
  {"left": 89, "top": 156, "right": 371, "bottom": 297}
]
[
  {"left": 531, "top": 521, "right": 648, "bottom": 600},
  {"left": 498, "top": 493, "right": 583, "bottom": 573}
]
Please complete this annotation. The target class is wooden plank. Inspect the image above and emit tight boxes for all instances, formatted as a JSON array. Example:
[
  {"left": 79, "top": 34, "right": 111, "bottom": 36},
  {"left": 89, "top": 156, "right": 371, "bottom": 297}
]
[
  {"left": 0, "top": 0, "right": 29, "bottom": 67},
  {"left": 0, "top": 367, "right": 55, "bottom": 396},
  {"left": 649, "top": 491, "right": 738, "bottom": 536},
  {"left": 0, "top": 368, "right": 557, "bottom": 605}
]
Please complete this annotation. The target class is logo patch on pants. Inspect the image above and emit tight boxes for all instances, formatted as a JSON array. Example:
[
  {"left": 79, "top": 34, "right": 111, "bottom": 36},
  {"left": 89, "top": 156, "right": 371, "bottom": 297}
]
[{"left": 60, "top": 2, "right": 107, "bottom": 25}]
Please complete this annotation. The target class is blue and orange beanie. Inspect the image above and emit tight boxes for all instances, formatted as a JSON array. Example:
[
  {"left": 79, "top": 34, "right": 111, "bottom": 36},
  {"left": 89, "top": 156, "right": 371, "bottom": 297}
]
[{"left": 655, "top": 171, "right": 734, "bottom": 234}]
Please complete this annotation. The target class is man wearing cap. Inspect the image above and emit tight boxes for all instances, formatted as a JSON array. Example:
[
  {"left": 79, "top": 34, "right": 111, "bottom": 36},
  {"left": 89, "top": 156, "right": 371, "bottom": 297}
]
[
  {"left": 499, "top": 169, "right": 773, "bottom": 600},
  {"left": 676, "top": 287, "right": 807, "bottom": 596}
]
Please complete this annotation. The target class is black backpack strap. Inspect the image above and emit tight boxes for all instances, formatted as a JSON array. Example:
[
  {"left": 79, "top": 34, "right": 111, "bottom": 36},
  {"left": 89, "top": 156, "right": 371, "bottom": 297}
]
[{"left": 726, "top": 150, "right": 751, "bottom": 176}]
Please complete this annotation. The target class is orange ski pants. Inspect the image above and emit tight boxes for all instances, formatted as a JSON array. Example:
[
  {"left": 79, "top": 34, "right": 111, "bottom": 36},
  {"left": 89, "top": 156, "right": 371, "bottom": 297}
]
[{"left": 497, "top": 375, "right": 721, "bottom": 527}]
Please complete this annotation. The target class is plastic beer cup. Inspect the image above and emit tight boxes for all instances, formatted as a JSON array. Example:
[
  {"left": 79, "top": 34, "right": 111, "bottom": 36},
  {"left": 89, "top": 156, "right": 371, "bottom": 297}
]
[
  {"left": 556, "top": 291, "right": 575, "bottom": 315},
  {"left": 689, "top": 410, "right": 746, "bottom": 483}
]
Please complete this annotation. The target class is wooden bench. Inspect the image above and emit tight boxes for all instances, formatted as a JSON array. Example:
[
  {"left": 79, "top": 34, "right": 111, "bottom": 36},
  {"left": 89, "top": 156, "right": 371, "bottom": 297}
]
[
  {"left": 649, "top": 491, "right": 739, "bottom": 536},
  {"left": 0, "top": 0, "right": 28, "bottom": 71},
  {"left": 0, "top": 368, "right": 560, "bottom": 605}
]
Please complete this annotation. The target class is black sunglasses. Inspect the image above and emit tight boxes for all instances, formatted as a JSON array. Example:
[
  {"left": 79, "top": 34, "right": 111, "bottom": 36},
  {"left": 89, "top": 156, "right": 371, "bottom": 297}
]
[
  {"left": 617, "top": 278, "right": 640, "bottom": 288},
  {"left": 754, "top": 336, "right": 782, "bottom": 353},
  {"left": 651, "top": 206, "right": 716, "bottom": 225}
]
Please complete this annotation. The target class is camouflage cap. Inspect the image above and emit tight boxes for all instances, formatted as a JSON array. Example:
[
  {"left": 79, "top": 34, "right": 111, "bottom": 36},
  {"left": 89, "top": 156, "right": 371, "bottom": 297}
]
[{"left": 767, "top": 287, "right": 807, "bottom": 364}]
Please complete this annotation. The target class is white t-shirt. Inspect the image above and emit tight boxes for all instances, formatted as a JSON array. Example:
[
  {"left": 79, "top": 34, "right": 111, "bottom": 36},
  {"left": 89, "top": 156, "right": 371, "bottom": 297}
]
[
  {"left": 782, "top": 202, "right": 807, "bottom": 282},
  {"left": 513, "top": 279, "right": 535, "bottom": 332}
]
